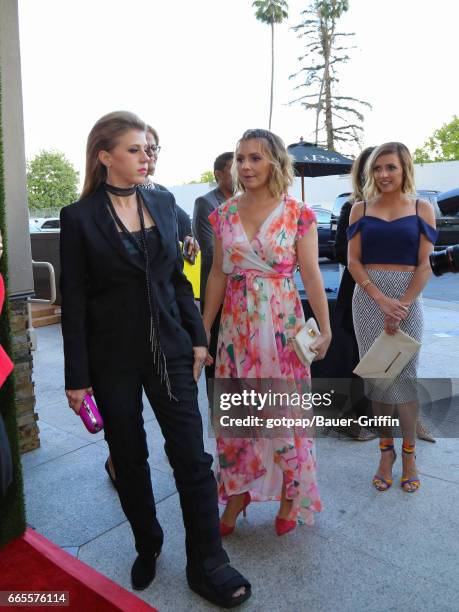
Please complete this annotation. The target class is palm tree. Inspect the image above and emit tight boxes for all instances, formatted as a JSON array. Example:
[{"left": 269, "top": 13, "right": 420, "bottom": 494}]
[{"left": 253, "top": 0, "right": 289, "bottom": 130}]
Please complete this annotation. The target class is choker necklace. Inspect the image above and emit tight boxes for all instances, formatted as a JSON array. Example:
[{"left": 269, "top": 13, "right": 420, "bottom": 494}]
[{"left": 104, "top": 183, "right": 137, "bottom": 197}]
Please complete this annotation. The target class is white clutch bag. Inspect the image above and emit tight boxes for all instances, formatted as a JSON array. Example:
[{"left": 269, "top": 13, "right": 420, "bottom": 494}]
[
  {"left": 291, "top": 318, "right": 321, "bottom": 366},
  {"left": 353, "top": 329, "right": 421, "bottom": 386}
]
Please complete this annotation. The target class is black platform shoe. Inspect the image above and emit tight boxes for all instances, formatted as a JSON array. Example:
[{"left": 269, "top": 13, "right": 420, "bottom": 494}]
[{"left": 187, "top": 552, "right": 251, "bottom": 608}]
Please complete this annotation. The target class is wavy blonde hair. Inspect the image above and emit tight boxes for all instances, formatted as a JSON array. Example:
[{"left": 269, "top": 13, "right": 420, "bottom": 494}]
[
  {"left": 350, "top": 146, "right": 376, "bottom": 202},
  {"left": 81, "top": 111, "right": 146, "bottom": 199},
  {"left": 363, "top": 142, "right": 416, "bottom": 201},
  {"left": 232, "top": 129, "right": 294, "bottom": 200}
]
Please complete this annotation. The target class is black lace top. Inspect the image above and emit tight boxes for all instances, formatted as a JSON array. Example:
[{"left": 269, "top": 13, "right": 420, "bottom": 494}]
[{"left": 119, "top": 226, "right": 160, "bottom": 262}]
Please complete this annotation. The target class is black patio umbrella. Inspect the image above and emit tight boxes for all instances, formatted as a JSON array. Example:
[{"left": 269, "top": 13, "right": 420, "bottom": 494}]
[{"left": 287, "top": 139, "right": 353, "bottom": 201}]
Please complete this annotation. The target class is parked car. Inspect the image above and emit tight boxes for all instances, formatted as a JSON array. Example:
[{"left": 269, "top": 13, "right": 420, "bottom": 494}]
[
  {"left": 328, "top": 192, "right": 351, "bottom": 258},
  {"left": 29, "top": 217, "right": 60, "bottom": 232},
  {"left": 437, "top": 187, "right": 459, "bottom": 215},
  {"left": 312, "top": 207, "right": 333, "bottom": 259},
  {"left": 328, "top": 189, "right": 459, "bottom": 258},
  {"left": 436, "top": 188, "right": 459, "bottom": 249}
]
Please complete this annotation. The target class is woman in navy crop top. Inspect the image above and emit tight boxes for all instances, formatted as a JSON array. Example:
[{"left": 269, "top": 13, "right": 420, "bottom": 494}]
[{"left": 347, "top": 142, "right": 437, "bottom": 494}]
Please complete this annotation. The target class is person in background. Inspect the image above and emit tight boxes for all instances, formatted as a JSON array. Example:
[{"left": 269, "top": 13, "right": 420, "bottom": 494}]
[
  {"left": 144, "top": 124, "right": 198, "bottom": 253},
  {"left": 347, "top": 142, "right": 437, "bottom": 493},
  {"left": 60, "top": 111, "right": 250, "bottom": 605},
  {"left": 334, "top": 147, "right": 377, "bottom": 441},
  {"left": 204, "top": 129, "right": 331, "bottom": 536},
  {"left": 192, "top": 152, "right": 233, "bottom": 384}
]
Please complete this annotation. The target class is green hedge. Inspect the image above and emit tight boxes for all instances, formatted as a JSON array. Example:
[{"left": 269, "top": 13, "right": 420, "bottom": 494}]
[{"left": 0, "top": 69, "right": 26, "bottom": 547}]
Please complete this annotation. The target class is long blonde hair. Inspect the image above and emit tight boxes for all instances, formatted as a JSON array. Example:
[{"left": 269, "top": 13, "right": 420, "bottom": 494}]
[
  {"left": 232, "top": 128, "right": 294, "bottom": 200},
  {"left": 363, "top": 142, "right": 416, "bottom": 201},
  {"left": 81, "top": 111, "right": 146, "bottom": 199},
  {"left": 350, "top": 146, "right": 375, "bottom": 202}
]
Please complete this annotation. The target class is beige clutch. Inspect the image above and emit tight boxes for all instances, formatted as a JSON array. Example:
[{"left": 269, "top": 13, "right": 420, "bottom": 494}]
[
  {"left": 353, "top": 329, "right": 421, "bottom": 386},
  {"left": 291, "top": 318, "right": 321, "bottom": 366}
]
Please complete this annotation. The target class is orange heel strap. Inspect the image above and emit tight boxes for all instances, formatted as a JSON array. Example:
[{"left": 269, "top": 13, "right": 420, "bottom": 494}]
[{"left": 379, "top": 439, "right": 394, "bottom": 452}]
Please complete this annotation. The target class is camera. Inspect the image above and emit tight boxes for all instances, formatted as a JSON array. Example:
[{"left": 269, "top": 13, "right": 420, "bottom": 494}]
[{"left": 429, "top": 245, "right": 459, "bottom": 276}]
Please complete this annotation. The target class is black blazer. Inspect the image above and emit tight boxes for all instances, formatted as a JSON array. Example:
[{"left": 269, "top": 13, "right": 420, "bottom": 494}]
[
  {"left": 334, "top": 200, "right": 356, "bottom": 331},
  {"left": 192, "top": 188, "right": 226, "bottom": 303},
  {"left": 60, "top": 185, "right": 207, "bottom": 390},
  {"left": 154, "top": 183, "right": 191, "bottom": 241}
]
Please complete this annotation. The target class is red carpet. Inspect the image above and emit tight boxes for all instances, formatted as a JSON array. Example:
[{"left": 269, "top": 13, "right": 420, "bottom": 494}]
[{"left": 0, "top": 529, "right": 156, "bottom": 611}]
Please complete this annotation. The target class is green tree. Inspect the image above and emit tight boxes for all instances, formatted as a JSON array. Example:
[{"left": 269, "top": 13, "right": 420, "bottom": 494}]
[
  {"left": 199, "top": 170, "right": 215, "bottom": 183},
  {"left": 413, "top": 116, "right": 459, "bottom": 163},
  {"left": 290, "top": 0, "right": 370, "bottom": 151},
  {"left": 253, "top": 0, "right": 289, "bottom": 130},
  {"left": 187, "top": 170, "right": 215, "bottom": 184},
  {"left": 26, "top": 150, "right": 79, "bottom": 210}
]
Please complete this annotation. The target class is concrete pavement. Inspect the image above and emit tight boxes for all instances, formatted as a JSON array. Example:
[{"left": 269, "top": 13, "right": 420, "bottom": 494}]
[{"left": 21, "top": 297, "right": 459, "bottom": 611}]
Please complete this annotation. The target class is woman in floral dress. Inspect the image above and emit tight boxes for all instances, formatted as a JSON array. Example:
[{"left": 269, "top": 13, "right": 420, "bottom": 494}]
[{"left": 203, "top": 129, "right": 331, "bottom": 535}]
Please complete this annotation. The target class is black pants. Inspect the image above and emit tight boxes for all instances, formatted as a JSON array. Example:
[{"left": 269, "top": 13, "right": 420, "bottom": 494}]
[
  {"left": 92, "top": 353, "right": 223, "bottom": 566},
  {"left": 203, "top": 307, "right": 221, "bottom": 391}
]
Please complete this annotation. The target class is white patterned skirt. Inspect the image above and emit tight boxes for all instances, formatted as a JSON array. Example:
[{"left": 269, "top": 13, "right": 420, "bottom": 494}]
[{"left": 352, "top": 269, "right": 423, "bottom": 404}]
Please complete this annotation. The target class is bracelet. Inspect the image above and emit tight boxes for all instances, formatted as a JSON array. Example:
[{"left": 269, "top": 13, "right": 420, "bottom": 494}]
[{"left": 360, "top": 279, "right": 372, "bottom": 290}]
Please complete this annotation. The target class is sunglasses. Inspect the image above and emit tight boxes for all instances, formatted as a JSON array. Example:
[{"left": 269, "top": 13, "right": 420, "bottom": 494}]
[{"left": 145, "top": 144, "right": 161, "bottom": 157}]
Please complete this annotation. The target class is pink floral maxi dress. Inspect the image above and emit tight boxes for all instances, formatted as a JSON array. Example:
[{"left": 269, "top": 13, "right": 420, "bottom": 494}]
[{"left": 209, "top": 195, "right": 322, "bottom": 525}]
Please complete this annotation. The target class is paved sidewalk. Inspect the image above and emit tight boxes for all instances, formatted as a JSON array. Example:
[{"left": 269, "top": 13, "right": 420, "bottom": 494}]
[{"left": 21, "top": 298, "right": 459, "bottom": 611}]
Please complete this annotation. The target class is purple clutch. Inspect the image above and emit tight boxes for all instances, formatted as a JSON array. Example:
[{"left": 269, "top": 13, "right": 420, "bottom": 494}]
[{"left": 79, "top": 394, "right": 103, "bottom": 433}]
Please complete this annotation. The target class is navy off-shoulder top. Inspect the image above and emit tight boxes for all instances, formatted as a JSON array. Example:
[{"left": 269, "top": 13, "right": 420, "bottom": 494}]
[{"left": 347, "top": 200, "right": 438, "bottom": 265}]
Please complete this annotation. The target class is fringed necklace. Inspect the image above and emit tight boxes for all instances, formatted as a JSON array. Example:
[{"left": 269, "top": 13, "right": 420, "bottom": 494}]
[{"left": 105, "top": 189, "right": 176, "bottom": 401}]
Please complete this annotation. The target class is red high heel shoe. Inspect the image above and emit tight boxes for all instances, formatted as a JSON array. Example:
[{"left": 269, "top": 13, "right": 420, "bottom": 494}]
[
  {"left": 220, "top": 492, "right": 251, "bottom": 537},
  {"left": 275, "top": 516, "right": 296, "bottom": 536}
]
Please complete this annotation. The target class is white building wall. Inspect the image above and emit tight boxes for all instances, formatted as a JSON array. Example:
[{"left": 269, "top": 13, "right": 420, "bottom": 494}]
[{"left": 414, "top": 160, "right": 459, "bottom": 193}]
